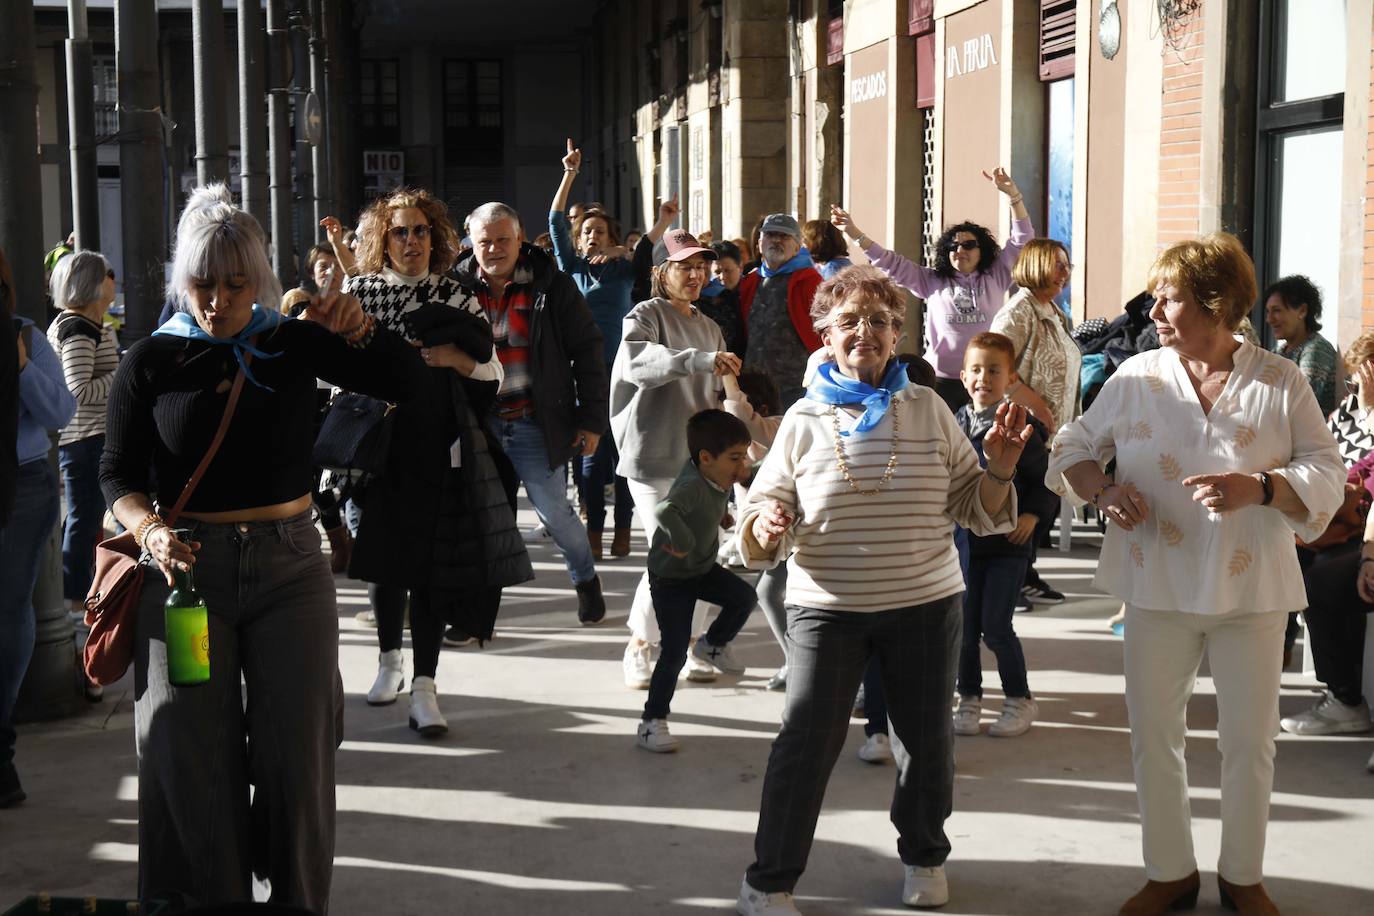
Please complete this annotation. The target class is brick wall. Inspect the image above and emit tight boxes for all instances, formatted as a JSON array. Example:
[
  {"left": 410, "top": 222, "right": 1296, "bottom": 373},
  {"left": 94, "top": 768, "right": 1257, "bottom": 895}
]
[{"left": 1156, "top": 7, "right": 1206, "bottom": 245}]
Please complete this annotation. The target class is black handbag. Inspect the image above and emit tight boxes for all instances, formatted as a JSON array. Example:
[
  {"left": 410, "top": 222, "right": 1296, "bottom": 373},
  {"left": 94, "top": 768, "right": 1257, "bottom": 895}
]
[{"left": 312, "top": 392, "right": 396, "bottom": 477}]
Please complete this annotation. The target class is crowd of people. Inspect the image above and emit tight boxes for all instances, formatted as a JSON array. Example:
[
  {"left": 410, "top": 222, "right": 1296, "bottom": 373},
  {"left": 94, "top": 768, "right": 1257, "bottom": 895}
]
[{"left": 0, "top": 135, "right": 1368, "bottom": 916}]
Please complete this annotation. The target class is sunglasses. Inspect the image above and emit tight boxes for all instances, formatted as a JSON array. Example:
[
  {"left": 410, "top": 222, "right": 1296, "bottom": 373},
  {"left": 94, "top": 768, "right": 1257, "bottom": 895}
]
[
  {"left": 388, "top": 224, "right": 431, "bottom": 241},
  {"left": 946, "top": 240, "right": 980, "bottom": 253}
]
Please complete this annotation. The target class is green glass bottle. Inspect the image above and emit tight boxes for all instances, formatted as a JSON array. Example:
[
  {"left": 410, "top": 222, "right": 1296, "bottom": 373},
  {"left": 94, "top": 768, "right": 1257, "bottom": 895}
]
[{"left": 164, "top": 553, "right": 210, "bottom": 687}]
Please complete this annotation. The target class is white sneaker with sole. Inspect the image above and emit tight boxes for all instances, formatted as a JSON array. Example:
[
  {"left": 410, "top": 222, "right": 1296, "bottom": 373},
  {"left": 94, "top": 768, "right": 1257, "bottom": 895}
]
[
  {"left": 736, "top": 877, "right": 802, "bottom": 915},
  {"left": 366, "top": 649, "right": 404, "bottom": 706},
  {"left": 685, "top": 640, "right": 719, "bottom": 682},
  {"left": 988, "top": 697, "right": 1037, "bottom": 738},
  {"left": 636, "top": 718, "right": 679, "bottom": 753},
  {"left": 354, "top": 608, "right": 377, "bottom": 627},
  {"left": 692, "top": 636, "right": 745, "bottom": 674},
  {"left": 623, "top": 642, "right": 652, "bottom": 689},
  {"left": 902, "top": 865, "right": 948, "bottom": 908},
  {"left": 858, "top": 732, "right": 894, "bottom": 764},
  {"left": 1280, "top": 691, "right": 1372, "bottom": 735},
  {"left": 408, "top": 676, "right": 448, "bottom": 737},
  {"left": 952, "top": 696, "right": 981, "bottom": 736}
]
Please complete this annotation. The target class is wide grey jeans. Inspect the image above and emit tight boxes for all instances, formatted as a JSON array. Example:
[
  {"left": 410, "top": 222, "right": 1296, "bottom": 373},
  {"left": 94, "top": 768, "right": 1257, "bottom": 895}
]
[
  {"left": 745, "top": 594, "right": 962, "bottom": 894},
  {"left": 133, "top": 512, "right": 342, "bottom": 913}
]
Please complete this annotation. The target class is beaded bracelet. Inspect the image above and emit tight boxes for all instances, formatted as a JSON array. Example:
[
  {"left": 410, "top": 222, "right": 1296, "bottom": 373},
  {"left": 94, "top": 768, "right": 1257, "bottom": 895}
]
[
  {"left": 342, "top": 314, "right": 376, "bottom": 349},
  {"left": 133, "top": 512, "right": 165, "bottom": 549}
]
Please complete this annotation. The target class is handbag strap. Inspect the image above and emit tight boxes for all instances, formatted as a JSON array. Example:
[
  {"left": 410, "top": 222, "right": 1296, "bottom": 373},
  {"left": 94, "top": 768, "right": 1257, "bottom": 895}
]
[{"left": 164, "top": 346, "right": 255, "bottom": 526}]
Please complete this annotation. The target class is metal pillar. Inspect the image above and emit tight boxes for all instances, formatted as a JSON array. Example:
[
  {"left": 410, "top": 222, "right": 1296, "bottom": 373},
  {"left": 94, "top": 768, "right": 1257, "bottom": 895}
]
[
  {"left": 117, "top": 0, "right": 167, "bottom": 343},
  {"left": 66, "top": 0, "right": 99, "bottom": 252},
  {"left": 192, "top": 0, "right": 229, "bottom": 186},
  {"left": 309, "top": 0, "right": 331, "bottom": 226},
  {"left": 290, "top": 10, "right": 314, "bottom": 262},
  {"left": 266, "top": 0, "right": 296, "bottom": 288},
  {"left": 238, "top": 0, "right": 269, "bottom": 228},
  {"left": 0, "top": 0, "right": 82, "bottom": 722}
]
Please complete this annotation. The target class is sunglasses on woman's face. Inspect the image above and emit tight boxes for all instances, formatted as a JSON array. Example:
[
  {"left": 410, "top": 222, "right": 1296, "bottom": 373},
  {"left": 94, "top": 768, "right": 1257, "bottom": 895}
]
[
  {"left": 946, "top": 240, "right": 979, "bottom": 253},
  {"left": 388, "top": 224, "right": 431, "bottom": 241}
]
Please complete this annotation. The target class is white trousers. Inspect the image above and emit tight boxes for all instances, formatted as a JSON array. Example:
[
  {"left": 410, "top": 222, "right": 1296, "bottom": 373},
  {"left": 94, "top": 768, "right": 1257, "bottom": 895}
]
[
  {"left": 624, "top": 476, "right": 711, "bottom": 643},
  {"left": 1122, "top": 605, "right": 1286, "bottom": 884}
]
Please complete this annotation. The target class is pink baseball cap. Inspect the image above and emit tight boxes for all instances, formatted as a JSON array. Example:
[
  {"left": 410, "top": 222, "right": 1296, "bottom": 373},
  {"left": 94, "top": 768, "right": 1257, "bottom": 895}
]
[{"left": 654, "top": 228, "right": 719, "bottom": 265}]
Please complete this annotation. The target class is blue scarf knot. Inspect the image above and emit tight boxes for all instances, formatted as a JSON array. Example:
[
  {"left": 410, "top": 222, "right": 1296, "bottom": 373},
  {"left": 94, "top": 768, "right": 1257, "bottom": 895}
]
[
  {"left": 805, "top": 360, "right": 910, "bottom": 436},
  {"left": 154, "top": 304, "right": 285, "bottom": 390},
  {"left": 758, "top": 247, "right": 816, "bottom": 279}
]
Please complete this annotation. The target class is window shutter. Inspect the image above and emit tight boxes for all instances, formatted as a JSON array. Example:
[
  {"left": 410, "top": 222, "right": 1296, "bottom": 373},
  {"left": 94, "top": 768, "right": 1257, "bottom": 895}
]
[{"left": 1039, "top": 0, "right": 1077, "bottom": 81}]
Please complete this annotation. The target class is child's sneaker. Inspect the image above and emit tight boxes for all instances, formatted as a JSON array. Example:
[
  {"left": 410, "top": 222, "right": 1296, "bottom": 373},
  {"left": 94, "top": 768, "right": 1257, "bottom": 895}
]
[
  {"left": 692, "top": 636, "right": 745, "bottom": 674},
  {"left": 988, "top": 696, "right": 1037, "bottom": 737},
  {"left": 736, "top": 878, "right": 802, "bottom": 915},
  {"left": 952, "top": 696, "right": 982, "bottom": 735},
  {"left": 623, "top": 642, "right": 652, "bottom": 690},
  {"left": 857, "top": 732, "right": 893, "bottom": 764},
  {"left": 636, "top": 718, "right": 679, "bottom": 753}
]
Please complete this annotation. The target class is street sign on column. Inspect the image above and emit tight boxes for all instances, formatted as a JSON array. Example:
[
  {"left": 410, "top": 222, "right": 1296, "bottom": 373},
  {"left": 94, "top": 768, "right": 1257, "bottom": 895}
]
[{"left": 301, "top": 91, "right": 323, "bottom": 146}]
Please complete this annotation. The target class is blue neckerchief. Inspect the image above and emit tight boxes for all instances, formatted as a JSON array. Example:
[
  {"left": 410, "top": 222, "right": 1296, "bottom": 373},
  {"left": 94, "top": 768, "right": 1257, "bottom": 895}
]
[
  {"left": 805, "top": 360, "right": 910, "bottom": 436},
  {"left": 758, "top": 246, "right": 815, "bottom": 279},
  {"left": 153, "top": 304, "right": 285, "bottom": 390},
  {"left": 702, "top": 277, "right": 725, "bottom": 298}
]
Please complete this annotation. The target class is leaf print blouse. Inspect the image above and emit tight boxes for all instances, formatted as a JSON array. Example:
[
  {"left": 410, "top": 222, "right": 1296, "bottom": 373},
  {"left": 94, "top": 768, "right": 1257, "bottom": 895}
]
[{"left": 1046, "top": 342, "right": 1344, "bottom": 615}]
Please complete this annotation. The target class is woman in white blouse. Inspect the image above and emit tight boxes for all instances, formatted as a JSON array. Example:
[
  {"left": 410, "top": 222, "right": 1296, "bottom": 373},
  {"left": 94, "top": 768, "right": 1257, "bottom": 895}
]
[
  {"left": 1048, "top": 234, "right": 1344, "bottom": 916},
  {"left": 733, "top": 266, "right": 1029, "bottom": 915}
]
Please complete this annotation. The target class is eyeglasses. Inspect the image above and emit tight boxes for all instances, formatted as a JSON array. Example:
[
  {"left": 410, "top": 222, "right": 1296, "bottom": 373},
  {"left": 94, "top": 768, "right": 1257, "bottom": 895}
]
[
  {"left": 388, "top": 224, "right": 431, "bottom": 241},
  {"left": 829, "top": 313, "right": 894, "bottom": 333},
  {"left": 668, "top": 262, "right": 708, "bottom": 275},
  {"left": 946, "top": 240, "right": 980, "bottom": 253}
]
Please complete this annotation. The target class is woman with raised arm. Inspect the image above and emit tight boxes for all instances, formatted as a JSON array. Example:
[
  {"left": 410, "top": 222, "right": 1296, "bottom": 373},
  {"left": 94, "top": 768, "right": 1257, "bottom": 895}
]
[{"left": 832, "top": 167, "right": 1034, "bottom": 411}]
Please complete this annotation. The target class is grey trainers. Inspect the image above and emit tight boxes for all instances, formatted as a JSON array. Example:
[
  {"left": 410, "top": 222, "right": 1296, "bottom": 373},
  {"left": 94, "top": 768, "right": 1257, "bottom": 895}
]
[
  {"left": 952, "top": 696, "right": 982, "bottom": 736},
  {"left": 1280, "top": 691, "right": 1372, "bottom": 735},
  {"left": 692, "top": 636, "right": 745, "bottom": 674},
  {"left": 988, "top": 696, "right": 1037, "bottom": 737},
  {"left": 736, "top": 878, "right": 802, "bottom": 915}
]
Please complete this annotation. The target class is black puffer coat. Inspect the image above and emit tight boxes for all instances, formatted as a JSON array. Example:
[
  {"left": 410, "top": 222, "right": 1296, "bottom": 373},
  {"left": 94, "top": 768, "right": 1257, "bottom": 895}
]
[{"left": 349, "top": 299, "right": 533, "bottom": 640}]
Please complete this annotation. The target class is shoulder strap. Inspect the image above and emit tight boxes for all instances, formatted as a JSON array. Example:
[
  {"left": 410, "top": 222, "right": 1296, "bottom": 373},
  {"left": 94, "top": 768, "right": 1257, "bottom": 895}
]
[{"left": 163, "top": 344, "right": 254, "bottom": 525}]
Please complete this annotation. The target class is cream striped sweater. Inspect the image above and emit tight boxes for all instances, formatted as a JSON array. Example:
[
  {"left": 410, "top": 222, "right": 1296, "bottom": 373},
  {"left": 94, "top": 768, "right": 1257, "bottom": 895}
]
[{"left": 738, "top": 385, "right": 1016, "bottom": 611}]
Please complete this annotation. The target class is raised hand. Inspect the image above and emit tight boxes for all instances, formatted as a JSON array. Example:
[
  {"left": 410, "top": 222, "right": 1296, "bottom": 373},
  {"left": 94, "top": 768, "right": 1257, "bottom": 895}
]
[
  {"left": 983, "top": 401, "right": 1033, "bottom": 475},
  {"left": 319, "top": 215, "right": 346, "bottom": 245},
  {"left": 562, "top": 137, "right": 582, "bottom": 173},
  {"left": 659, "top": 195, "right": 680, "bottom": 224},
  {"left": 982, "top": 166, "right": 1019, "bottom": 197},
  {"left": 829, "top": 203, "right": 864, "bottom": 241}
]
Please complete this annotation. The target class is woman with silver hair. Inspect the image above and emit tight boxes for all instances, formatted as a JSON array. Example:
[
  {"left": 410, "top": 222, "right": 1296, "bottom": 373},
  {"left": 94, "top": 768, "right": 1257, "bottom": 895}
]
[
  {"left": 99, "top": 185, "right": 426, "bottom": 912},
  {"left": 45, "top": 250, "right": 120, "bottom": 618}
]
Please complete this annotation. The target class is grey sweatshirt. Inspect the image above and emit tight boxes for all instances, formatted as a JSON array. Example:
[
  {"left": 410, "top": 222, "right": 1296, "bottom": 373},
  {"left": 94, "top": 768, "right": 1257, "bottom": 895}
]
[{"left": 609, "top": 297, "right": 727, "bottom": 480}]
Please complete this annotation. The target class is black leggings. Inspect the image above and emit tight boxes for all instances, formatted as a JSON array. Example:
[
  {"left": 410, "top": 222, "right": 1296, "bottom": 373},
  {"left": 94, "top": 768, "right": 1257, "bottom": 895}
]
[
  {"left": 1300, "top": 542, "right": 1370, "bottom": 707},
  {"left": 372, "top": 584, "right": 446, "bottom": 680}
]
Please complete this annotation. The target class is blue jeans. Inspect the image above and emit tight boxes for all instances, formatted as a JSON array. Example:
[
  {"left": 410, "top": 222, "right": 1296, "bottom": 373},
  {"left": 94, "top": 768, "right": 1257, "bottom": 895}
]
[
  {"left": 958, "top": 553, "right": 1031, "bottom": 698},
  {"left": 644, "top": 565, "right": 757, "bottom": 720},
  {"left": 487, "top": 416, "right": 596, "bottom": 584},
  {"left": 0, "top": 459, "right": 60, "bottom": 768},
  {"left": 579, "top": 435, "right": 634, "bottom": 532},
  {"left": 59, "top": 434, "right": 108, "bottom": 602}
]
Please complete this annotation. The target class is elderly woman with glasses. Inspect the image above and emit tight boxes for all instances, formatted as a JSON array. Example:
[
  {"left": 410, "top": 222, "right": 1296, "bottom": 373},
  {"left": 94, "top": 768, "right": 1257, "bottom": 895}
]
[
  {"left": 44, "top": 251, "right": 121, "bottom": 614},
  {"left": 99, "top": 184, "right": 427, "bottom": 910},
  {"left": 345, "top": 187, "right": 531, "bottom": 738},
  {"left": 831, "top": 167, "right": 1033, "bottom": 411},
  {"left": 610, "top": 229, "right": 742, "bottom": 689},
  {"left": 732, "top": 264, "right": 1029, "bottom": 915}
]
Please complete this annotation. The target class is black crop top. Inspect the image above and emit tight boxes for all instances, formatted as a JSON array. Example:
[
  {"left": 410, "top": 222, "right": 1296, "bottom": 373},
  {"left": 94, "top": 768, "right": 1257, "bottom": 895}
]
[{"left": 100, "top": 319, "right": 424, "bottom": 513}]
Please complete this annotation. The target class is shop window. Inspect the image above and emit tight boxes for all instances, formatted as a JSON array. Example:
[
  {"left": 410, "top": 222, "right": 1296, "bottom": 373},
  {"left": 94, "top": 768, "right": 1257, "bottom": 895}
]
[
  {"left": 1046, "top": 77, "right": 1075, "bottom": 315},
  {"left": 444, "top": 60, "right": 503, "bottom": 168},
  {"left": 1039, "top": 0, "right": 1076, "bottom": 81},
  {"left": 1253, "top": 0, "right": 1345, "bottom": 335},
  {"left": 359, "top": 59, "right": 400, "bottom": 148}
]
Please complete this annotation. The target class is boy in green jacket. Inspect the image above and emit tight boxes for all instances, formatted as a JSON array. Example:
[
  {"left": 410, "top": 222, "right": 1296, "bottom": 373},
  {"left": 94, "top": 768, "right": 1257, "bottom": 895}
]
[{"left": 638, "top": 409, "right": 757, "bottom": 753}]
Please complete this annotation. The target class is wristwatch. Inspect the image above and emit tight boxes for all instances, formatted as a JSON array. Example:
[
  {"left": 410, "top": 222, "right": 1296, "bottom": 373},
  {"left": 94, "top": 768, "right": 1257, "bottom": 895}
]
[{"left": 1257, "top": 471, "right": 1274, "bottom": 506}]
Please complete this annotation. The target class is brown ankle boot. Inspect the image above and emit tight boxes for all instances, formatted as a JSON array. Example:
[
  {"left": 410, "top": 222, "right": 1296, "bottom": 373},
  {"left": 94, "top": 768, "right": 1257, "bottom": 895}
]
[
  {"left": 587, "top": 529, "right": 604, "bottom": 561},
  {"left": 1119, "top": 870, "right": 1200, "bottom": 916},
  {"left": 326, "top": 525, "right": 352, "bottom": 575},
  {"left": 1218, "top": 876, "right": 1279, "bottom": 915},
  {"left": 610, "top": 528, "right": 632, "bottom": 557}
]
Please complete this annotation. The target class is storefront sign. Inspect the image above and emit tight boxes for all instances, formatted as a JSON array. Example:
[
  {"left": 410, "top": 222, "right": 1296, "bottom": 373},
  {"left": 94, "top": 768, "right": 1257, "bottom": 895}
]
[
  {"left": 945, "top": 32, "right": 997, "bottom": 79},
  {"left": 851, "top": 70, "right": 888, "bottom": 103},
  {"left": 363, "top": 149, "right": 404, "bottom": 177}
]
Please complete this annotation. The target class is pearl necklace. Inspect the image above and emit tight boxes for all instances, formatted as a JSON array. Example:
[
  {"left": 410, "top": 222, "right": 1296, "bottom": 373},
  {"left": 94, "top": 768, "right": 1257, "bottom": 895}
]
[{"left": 830, "top": 405, "right": 900, "bottom": 496}]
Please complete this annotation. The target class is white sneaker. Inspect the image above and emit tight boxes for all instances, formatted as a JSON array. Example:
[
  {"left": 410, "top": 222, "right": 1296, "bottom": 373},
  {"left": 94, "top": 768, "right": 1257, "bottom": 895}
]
[
  {"left": 685, "top": 641, "right": 719, "bottom": 682},
  {"left": 354, "top": 609, "right": 377, "bottom": 627},
  {"left": 636, "top": 718, "right": 679, "bottom": 753},
  {"left": 623, "top": 642, "right": 652, "bottom": 690},
  {"left": 901, "top": 864, "right": 948, "bottom": 908},
  {"left": 952, "top": 696, "right": 981, "bottom": 736},
  {"left": 988, "top": 697, "right": 1037, "bottom": 738},
  {"left": 408, "top": 676, "right": 448, "bottom": 737},
  {"left": 692, "top": 636, "right": 745, "bottom": 674},
  {"left": 736, "top": 877, "right": 802, "bottom": 915},
  {"left": 1280, "top": 691, "right": 1372, "bottom": 736},
  {"left": 521, "top": 522, "right": 552, "bottom": 544},
  {"left": 858, "top": 732, "right": 894, "bottom": 764},
  {"left": 366, "top": 649, "right": 405, "bottom": 706}
]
